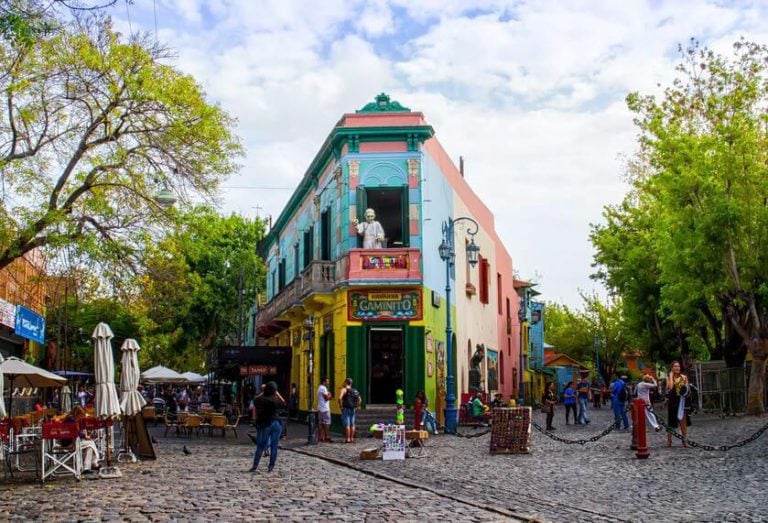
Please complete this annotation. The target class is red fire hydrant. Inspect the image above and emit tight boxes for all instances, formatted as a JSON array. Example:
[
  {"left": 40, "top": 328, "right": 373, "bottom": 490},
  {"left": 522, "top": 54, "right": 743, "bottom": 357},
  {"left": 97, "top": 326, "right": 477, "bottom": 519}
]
[
  {"left": 633, "top": 398, "right": 649, "bottom": 459},
  {"left": 414, "top": 398, "right": 423, "bottom": 430}
]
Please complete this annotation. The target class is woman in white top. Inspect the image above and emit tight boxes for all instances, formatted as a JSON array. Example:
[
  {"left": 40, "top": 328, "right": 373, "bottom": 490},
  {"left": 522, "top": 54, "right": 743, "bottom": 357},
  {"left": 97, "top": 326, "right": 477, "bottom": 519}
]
[{"left": 636, "top": 374, "right": 661, "bottom": 432}]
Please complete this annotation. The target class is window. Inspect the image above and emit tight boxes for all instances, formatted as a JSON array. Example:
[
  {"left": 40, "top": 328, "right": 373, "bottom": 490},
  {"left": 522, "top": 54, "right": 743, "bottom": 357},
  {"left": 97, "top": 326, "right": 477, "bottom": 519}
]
[
  {"left": 478, "top": 256, "right": 490, "bottom": 304},
  {"left": 278, "top": 259, "right": 286, "bottom": 291},
  {"left": 500, "top": 352, "right": 505, "bottom": 385},
  {"left": 497, "top": 273, "right": 503, "bottom": 314},
  {"left": 294, "top": 243, "right": 300, "bottom": 279},
  {"left": 320, "top": 210, "right": 331, "bottom": 261},
  {"left": 303, "top": 226, "right": 314, "bottom": 267},
  {"left": 357, "top": 187, "right": 409, "bottom": 247}
]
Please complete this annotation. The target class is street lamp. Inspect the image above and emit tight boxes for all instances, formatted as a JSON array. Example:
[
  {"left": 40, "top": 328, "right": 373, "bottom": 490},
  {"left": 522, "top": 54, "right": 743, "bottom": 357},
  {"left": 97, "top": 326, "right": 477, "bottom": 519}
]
[
  {"left": 304, "top": 316, "right": 316, "bottom": 444},
  {"left": 438, "top": 217, "right": 480, "bottom": 434},
  {"left": 518, "top": 298, "right": 526, "bottom": 406}
]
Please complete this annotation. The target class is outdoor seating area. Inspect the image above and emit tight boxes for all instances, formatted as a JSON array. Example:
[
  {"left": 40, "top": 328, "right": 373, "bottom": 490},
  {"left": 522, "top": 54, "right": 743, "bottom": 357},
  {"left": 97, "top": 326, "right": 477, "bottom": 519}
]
[{"left": 156, "top": 407, "right": 244, "bottom": 439}]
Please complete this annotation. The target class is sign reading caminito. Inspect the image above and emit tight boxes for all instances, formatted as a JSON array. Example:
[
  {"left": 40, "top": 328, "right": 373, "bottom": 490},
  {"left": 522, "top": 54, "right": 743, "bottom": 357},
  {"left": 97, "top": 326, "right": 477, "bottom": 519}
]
[{"left": 348, "top": 290, "right": 422, "bottom": 321}]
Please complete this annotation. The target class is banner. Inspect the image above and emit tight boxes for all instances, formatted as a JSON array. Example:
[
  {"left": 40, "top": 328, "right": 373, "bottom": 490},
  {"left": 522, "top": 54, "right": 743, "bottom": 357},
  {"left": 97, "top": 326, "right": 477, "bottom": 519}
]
[
  {"left": 0, "top": 298, "right": 15, "bottom": 328},
  {"left": 14, "top": 305, "right": 45, "bottom": 344},
  {"left": 348, "top": 289, "right": 422, "bottom": 321}
]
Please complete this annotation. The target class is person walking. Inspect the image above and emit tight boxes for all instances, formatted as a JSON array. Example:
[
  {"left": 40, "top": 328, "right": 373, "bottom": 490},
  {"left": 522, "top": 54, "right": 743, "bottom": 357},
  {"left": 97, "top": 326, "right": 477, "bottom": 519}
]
[
  {"left": 636, "top": 374, "right": 661, "bottom": 432},
  {"left": 576, "top": 376, "right": 591, "bottom": 424},
  {"left": 610, "top": 374, "right": 630, "bottom": 430},
  {"left": 249, "top": 382, "right": 284, "bottom": 473},
  {"left": 338, "top": 378, "right": 361, "bottom": 443},
  {"left": 317, "top": 377, "right": 333, "bottom": 443},
  {"left": 666, "top": 361, "right": 689, "bottom": 447},
  {"left": 563, "top": 382, "right": 577, "bottom": 425},
  {"left": 543, "top": 382, "right": 557, "bottom": 431}
]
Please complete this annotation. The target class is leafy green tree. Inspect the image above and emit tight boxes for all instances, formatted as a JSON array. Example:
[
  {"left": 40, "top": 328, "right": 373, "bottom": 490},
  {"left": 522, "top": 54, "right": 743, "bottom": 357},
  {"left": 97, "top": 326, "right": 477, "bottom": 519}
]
[
  {"left": 137, "top": 207, "right": 266, "bottom": 369},
  {"left": 0, "top": 14, "right": 242, "bottom": 280},
  {"left": 595, "top": 40, "right": 768, "bottom": 414},
  {"left": 543, "top": 301, "right": 592, "bottom": 361}
]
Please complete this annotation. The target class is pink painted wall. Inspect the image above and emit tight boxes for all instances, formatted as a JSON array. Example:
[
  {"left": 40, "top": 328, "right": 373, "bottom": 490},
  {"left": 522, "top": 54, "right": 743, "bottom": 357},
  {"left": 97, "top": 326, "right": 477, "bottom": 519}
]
[
  {"left": 337, "top": 112, "right": 428, "bottom": 128},
  {"left": 360, "top": 142, "right": 408, "bottom": 153}
]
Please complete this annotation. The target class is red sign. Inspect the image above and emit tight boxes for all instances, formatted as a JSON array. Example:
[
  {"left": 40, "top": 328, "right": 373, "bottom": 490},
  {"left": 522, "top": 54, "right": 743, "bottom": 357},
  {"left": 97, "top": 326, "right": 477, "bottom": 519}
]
[{"left": 239, "top": 365, "right": 277, "bottom": 377}]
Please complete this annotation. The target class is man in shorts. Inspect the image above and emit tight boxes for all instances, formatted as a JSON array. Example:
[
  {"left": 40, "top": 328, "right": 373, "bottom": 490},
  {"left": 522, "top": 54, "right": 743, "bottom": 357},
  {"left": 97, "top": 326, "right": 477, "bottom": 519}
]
[
  {"left": 317, "top": 377, "right": 333, "bottom": 442},
  {"left": 338, "top": 378, "right": 361, "bottom": 443}
]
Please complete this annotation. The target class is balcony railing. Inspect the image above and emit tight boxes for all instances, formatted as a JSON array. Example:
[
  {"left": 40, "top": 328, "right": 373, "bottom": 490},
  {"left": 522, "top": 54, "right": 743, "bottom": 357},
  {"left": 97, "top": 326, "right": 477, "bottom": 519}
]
[
  {"left": 338, "top": 248, "right": 422, "bottom": 283},
  {"left": 256, "top": 260, "right": 335, "bottom": 327}
]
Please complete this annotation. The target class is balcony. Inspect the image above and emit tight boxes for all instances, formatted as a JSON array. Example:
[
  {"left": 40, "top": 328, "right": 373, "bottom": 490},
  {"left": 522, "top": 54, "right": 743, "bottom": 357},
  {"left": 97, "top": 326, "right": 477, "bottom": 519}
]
[
  {"left": 337, "top": 248, "right": 422, "bottom": 284},
  {"left": 256, "top": 261, "right": 335, "bottom": 334}
]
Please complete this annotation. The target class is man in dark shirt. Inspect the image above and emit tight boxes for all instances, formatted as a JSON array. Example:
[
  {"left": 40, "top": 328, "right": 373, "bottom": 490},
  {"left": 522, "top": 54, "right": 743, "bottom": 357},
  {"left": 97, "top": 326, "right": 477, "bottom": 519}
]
[{"left": 250, "top": 382, "right": 284, "bottom": 472}]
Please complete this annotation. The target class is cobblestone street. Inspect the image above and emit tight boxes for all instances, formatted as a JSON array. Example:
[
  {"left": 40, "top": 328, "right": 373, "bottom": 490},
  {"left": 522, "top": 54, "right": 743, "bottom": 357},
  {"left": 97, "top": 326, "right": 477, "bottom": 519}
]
[{"left": 0, "top": 406, "right": 766, "bottom": 522}]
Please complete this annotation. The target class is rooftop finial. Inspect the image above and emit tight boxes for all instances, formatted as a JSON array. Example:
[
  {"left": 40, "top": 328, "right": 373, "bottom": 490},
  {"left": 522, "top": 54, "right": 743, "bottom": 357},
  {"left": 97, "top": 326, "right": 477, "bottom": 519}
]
[{"left": 357, "top": 93, "right": 411, "bottom": 113}]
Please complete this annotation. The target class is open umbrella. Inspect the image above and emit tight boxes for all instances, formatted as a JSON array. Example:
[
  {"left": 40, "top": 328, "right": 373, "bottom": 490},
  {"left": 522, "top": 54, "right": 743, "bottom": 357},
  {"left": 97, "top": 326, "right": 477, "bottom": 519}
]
[
  {"left": 181, "top": 371, "right": 206, "bottom": 384},
  {"left": 93, "top": 323, "right": 122, "bottom": 477},
  {"left": 141, "top": 365, "right": 188, "bottom": 384},
  {"left": 0, "top": 356, "right": 66, "bottom": 416},
  {"left": 119, "top": 339, "right": 146, "bottom": 416}
]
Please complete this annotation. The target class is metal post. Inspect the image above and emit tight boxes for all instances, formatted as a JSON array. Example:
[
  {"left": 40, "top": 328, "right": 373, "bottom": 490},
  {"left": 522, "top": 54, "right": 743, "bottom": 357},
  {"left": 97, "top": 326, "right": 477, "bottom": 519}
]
[
  {"left": 439, "top": 217, "right": 480, "bottom": 435},
  {"left": 633, "top": 398, "right": 649, "bottom": 458}
]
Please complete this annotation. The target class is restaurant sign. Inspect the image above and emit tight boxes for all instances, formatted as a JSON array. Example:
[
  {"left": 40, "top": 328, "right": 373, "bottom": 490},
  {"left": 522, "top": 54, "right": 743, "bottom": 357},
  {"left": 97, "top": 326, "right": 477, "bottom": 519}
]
[
  {"left": 348, "top": 290, "right": 422, "bottom": 321},
  {"left": 14, "top": 305, "right": 45, "bottom": 344},
  {"left": 239, "top": 365, "right": 278, "bottom": 377},
  {"left": 0, "top": 298, "right": 16, "bottom": 329}
]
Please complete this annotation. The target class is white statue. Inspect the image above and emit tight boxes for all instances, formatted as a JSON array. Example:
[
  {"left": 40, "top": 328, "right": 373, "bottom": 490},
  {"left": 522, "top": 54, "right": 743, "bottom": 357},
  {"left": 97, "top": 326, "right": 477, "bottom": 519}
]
[{"left": 354, "top": 208, "right": 386, "bottom": 249}]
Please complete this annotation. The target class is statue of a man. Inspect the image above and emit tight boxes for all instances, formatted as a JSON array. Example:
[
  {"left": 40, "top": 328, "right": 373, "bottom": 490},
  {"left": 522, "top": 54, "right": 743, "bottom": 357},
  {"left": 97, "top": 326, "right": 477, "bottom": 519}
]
[{"left": 354, "top": 208, "right": 386, "bottom": 249}]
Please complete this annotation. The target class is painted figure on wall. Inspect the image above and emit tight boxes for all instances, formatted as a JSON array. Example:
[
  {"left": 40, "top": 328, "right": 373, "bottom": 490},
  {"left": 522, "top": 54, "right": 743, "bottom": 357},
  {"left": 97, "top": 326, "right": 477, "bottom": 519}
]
[{"left": 354, "top": 208, "right": 386, "bottom": 248}]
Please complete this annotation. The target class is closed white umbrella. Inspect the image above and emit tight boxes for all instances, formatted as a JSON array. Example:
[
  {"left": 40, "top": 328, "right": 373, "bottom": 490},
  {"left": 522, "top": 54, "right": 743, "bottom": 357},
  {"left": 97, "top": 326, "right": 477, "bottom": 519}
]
[
  {"left": 93, "top": 322, "right": 122, "bottom": 476},
  {"left": 60, "top": 384, "right": 72, "bottom": 413},
  {"left": 93, "top": 323, "right": 121, "bottom": 419},
  {"left": 0, "top": 354, "right": 5, "bottom": 418},
  {"left": 119, "top": 339, "right": 146, "bottom": 416}
]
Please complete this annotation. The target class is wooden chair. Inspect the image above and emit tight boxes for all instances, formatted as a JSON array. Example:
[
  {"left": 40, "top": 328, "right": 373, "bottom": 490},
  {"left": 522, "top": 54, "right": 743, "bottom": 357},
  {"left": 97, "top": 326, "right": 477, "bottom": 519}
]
[
  {"left": 181, "top": 415, "right": 202, "bottom": 438},
  {"left": 209, "top": 415, "right": 227, "bottom": 437},
  {"left": 142, "top": 406, "right": 158, "bottom": 426},
  {"left": 224, "top": 415, "right": 244, "bottom": 438}
]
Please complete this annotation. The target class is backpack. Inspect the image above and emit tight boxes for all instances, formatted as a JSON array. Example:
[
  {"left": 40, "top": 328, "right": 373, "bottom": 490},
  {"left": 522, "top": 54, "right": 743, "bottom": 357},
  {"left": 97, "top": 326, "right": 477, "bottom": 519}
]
[
  {"left": 343, "top": 388, "right": 360, "bottom": 409},
  {"left": 618, "top": 383, "right": 629, "bottom": 402}
]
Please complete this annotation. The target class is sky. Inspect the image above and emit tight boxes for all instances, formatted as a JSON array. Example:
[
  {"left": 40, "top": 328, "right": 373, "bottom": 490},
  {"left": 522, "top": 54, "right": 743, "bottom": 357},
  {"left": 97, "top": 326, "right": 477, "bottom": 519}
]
[{"left": 110, "top": 0, "right": 768, "bottom": 308}]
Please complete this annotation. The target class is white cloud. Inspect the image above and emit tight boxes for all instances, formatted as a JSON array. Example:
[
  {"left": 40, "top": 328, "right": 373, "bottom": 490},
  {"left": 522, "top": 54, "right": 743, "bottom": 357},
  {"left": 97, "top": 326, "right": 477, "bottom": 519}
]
[{"left": 111, "top": 0, "right": 768, "bottom": 307}]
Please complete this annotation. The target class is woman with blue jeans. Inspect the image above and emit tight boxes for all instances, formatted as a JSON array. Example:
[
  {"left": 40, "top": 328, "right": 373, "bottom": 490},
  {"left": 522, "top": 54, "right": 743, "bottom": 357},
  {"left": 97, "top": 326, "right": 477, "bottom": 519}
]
[{"left": 250, "top": 382, "right": 284, "bottom": 472}]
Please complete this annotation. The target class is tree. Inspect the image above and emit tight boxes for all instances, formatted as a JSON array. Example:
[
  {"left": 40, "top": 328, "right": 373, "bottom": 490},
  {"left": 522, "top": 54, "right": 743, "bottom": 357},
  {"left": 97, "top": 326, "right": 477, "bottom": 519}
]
[
  {"left": 0, "top": 14, "right": 242, "bottom": 279},
  {"left": 596, "top": 40, "right": 768, "bottom": 414},
  {"left": 137, "top": 207, "right": 266, "bottom": 369}
]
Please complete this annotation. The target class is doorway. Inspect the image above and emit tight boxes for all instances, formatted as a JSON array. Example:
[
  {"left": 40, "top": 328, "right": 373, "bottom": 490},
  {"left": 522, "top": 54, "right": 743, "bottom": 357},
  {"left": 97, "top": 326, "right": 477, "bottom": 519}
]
[{"left": 368, "top": 327, "right": 404, "bottom": 404}]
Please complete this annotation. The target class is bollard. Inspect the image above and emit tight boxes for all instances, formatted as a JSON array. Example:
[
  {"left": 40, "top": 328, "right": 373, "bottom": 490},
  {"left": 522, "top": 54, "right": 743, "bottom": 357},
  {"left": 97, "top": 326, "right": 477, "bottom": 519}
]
[
  {"left": 630, "top": 401, "right": 638, "bottom": 450},
  {"left": 633, "top": 398, "right": 649, "bottom": 459}
]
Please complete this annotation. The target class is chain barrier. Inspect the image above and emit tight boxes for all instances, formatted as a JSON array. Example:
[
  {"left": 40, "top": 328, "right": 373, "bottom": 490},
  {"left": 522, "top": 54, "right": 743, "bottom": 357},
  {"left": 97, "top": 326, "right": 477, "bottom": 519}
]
[
  {"left": 531, "top": 403, "right": 632, "bottom": 445},
  {"left": 648, "top": 404, "right": 768, "bottom": 451},
  {"left": 454, "top": 427, "right": 491, "bottom": 438}
]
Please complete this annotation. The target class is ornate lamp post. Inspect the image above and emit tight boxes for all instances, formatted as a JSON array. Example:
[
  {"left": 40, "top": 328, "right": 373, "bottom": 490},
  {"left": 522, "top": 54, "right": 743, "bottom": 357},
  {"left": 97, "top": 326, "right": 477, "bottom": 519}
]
[
  {"left": 304, "top": 316, "right": 316, "bottom": 444},
  {"left": 518, "top": 297, "right": 526, "bottom": 406},
  {"left": 438, "top": 217, "right": 480, "bottom": 434}
]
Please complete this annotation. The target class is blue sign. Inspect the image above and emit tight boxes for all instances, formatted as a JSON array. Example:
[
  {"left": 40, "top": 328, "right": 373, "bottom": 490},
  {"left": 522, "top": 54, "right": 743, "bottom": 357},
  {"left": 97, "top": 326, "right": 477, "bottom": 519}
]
[{"left": 14, "top": 305, "right": 45, "bottom": 344}]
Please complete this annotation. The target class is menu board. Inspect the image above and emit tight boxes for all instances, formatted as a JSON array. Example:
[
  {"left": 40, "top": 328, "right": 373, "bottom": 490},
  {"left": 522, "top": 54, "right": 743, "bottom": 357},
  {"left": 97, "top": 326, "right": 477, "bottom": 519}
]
[{"left": 489, "top": 407, "right": 532, "bottom": 454}]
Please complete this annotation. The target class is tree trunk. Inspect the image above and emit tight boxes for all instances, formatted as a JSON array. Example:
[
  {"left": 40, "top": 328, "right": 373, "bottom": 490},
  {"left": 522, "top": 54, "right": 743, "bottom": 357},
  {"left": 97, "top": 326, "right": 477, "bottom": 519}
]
[{"left": 745, "top": 339, "right": 767, "bottom": 415}]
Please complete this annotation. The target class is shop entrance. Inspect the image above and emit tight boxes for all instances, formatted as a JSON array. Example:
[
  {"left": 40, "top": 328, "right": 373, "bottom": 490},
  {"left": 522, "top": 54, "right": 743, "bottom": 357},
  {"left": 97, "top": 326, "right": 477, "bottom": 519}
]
[{"left": 368, "top": 327, "right": 404, "bottom": 404}]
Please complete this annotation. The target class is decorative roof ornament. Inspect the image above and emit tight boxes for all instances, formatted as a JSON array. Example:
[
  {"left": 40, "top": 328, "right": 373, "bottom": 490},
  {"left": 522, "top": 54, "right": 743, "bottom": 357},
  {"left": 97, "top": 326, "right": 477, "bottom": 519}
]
[{"left": 357, "top": 93, "right": 411, "bottom": 113}]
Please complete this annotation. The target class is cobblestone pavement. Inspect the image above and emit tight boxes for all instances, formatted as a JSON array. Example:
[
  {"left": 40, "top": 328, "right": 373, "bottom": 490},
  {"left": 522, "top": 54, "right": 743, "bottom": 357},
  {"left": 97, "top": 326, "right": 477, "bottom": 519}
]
[
  {"left": 0, "top": 423, "right": 517, "bottom": 522},
  {"left": 295, "top": 406, "right": 768, "bottom": 523},
  {"left": 1, "top": 407, "right": 766, "bottom": 522}
]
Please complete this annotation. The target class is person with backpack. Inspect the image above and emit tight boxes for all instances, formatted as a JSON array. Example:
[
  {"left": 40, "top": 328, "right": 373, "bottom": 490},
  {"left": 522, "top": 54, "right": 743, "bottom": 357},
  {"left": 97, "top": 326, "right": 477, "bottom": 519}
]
[
  {"left": 610, "top": 374, "right": 630, "bottom": 430},
  {"left": 338, "top": 378, "right": 361, "bottom": 443}
]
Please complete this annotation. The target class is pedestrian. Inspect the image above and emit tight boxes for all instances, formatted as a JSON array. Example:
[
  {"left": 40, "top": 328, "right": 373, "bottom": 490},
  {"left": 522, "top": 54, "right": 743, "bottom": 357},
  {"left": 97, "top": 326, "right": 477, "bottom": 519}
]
[
  {"left": 610, "top": 374, "right": 630, "bottom": 430},
  {"left": 563, "top": 381, "right": 577, "bottom": 425},
  {"left": 471, "top": 391, "right": 489, "bottom": 425},
  {"left": 415, "top": 390, "right": 438, "bottom": 434},
  {"left": 317, "top": 377, "right": 333, "bottom": 442},
  {"left": 576, "top": 375, "right": 591, "bottom": 424},
  {"left": 249, "top": 381, "right": 285, "bottom": 473},
  {"left": 338, "top": 378, "right": 361, "bottom": 443},
  {"left": 666, "top": 361, "right": 689, "bottom": 447},
  {"left": 590, "top": 379, "right": 601, "bottom": 408},
  {"left": 636, "top": 374, "right": 661, "bottom": 432},
  {"left": 543, "top": 382, "right": 557, "bottom": 431}
]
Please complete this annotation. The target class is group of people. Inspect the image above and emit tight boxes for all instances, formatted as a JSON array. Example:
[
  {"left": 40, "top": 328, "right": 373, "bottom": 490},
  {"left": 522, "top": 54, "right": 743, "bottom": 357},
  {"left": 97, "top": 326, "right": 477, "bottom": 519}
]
[{"left": 542, "top": 361, "right": 693, "bottom": 447}]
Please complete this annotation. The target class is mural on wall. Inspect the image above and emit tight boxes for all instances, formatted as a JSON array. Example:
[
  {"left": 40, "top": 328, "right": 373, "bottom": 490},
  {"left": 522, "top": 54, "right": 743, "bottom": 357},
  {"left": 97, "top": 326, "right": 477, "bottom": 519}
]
[{"left": 487, "top": 349, "right": 499, "bottom": 392}]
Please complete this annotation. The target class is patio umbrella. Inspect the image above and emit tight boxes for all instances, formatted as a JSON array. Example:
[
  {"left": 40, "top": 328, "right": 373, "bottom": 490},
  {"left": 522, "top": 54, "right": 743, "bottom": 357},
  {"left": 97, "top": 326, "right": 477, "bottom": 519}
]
[
  {"left": 119, "top": 339, "right": 146, "bottom": 416},
  {"left": 93, "top": 322, "right": 121, "bottom": 476},
  {"left": 141, "top": 365, "right": 188, "bottom": 384},
  {"left": 0, "top": 356, "right": 66, "bottom": 416},
  {"left": 60, "top": 384, "right": 72, "bottom": 413},
  {"left": 181, "top": 371, "right": 206, "bottom": 384}
]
